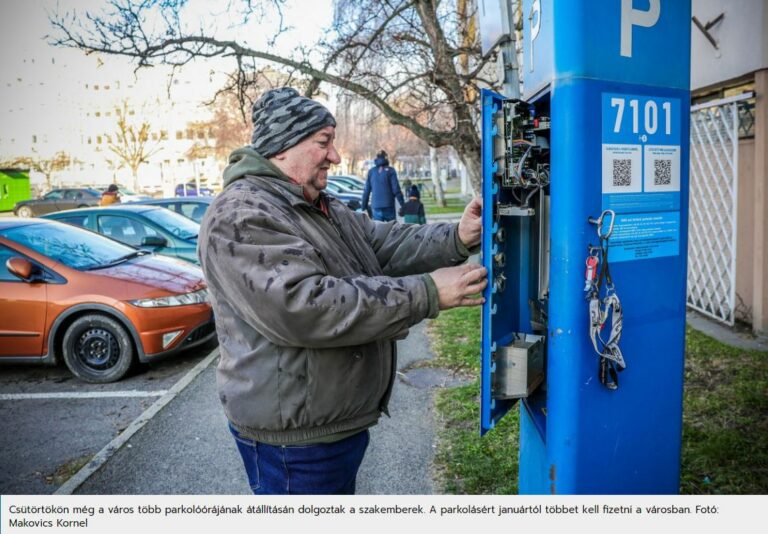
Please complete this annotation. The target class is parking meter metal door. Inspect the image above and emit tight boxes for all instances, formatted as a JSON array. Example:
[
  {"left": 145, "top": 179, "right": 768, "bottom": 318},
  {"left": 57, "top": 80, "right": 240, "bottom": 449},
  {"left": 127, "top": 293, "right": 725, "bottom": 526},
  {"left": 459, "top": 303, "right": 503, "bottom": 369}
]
[{"left": 480, "top": 89, "right": 550, "bottom": 435}]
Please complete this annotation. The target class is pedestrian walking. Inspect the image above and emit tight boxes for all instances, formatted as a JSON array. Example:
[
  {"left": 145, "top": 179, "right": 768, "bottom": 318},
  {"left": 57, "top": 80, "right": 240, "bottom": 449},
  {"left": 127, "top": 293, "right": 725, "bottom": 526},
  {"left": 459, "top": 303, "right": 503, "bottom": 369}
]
[
  {"left": 399, "top": 184, "right": 427, "bottom": 224},
  {"left": 362, "top": 150, "right": 404, "bottom": 221},
  {"left": 197, "top": 87, "right": 486, "bottom": 495}
]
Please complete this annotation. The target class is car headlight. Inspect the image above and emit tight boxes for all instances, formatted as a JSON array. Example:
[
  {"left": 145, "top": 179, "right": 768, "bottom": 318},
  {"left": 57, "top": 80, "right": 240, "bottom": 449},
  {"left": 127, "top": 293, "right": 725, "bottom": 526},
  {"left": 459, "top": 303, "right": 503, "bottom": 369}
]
[{"left": 129, "top": 288, "right": 209, "bottom": 308}]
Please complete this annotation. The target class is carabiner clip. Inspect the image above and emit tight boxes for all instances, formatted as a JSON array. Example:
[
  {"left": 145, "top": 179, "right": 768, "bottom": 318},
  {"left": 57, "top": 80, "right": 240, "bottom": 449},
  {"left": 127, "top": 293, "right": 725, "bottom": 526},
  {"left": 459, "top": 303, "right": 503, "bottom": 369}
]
[{"left": 589, "top": 209, "right": 616, "bottom": 240}]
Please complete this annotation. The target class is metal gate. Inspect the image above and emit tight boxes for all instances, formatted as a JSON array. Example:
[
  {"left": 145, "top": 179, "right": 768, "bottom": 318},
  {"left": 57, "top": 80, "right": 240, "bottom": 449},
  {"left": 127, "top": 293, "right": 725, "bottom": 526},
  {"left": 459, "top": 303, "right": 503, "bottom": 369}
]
[{"left": 687, "top": 94, "right": 751, "bottom": 325}]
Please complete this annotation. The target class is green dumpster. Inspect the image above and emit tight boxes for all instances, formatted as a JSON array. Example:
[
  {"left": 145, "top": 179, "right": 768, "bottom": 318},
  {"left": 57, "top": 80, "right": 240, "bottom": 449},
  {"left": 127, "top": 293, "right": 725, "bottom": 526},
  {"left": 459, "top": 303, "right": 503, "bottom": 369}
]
[{"left": 0, "top": 169, "right": 31, "bottom": 212}]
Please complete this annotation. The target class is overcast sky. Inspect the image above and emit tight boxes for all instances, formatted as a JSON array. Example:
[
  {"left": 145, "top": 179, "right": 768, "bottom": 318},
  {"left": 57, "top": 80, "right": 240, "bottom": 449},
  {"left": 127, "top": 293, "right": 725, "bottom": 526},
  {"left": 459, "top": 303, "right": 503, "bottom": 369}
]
[{"left": 0, "top": 0, "right": 335, "bottom": 115}]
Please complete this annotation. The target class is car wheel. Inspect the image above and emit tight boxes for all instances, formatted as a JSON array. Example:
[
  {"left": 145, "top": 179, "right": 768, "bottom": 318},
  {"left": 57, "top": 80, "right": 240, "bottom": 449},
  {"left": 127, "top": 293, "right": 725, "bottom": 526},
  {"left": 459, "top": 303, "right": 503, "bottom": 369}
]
[
  {"left": 16, "top": 206, "right": 33, "bottom": 217},
  {"left": 61, "top": 314, "right": 135, "bottom": 383}
]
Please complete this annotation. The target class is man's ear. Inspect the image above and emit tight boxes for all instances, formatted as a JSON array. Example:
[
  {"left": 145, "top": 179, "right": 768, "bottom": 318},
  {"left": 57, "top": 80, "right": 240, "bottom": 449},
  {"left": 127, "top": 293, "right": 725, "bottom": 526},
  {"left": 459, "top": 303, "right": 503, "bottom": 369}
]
[{"left": 272, "top": 152, "right": 287, "bottom": 161}]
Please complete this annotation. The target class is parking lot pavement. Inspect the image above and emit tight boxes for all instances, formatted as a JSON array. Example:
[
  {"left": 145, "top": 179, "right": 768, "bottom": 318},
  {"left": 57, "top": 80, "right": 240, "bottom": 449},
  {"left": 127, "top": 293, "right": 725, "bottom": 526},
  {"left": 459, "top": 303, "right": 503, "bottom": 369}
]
[
  {"left": 0, "top": 347, "right": 211, "bottom": 494},
  {"left": 72, "top": 355, "right": 249, "bottom": 495}
]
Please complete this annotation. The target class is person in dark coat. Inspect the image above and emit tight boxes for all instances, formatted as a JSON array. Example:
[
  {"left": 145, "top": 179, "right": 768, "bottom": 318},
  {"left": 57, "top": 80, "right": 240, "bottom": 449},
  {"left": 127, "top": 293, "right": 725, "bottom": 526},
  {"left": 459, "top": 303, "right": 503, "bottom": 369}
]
[
  {"left": 399, "top": 184, "right": 426, "bottom": 224},
  {"left": 362, "top": 150, "right": 404, "bottom": 221}
]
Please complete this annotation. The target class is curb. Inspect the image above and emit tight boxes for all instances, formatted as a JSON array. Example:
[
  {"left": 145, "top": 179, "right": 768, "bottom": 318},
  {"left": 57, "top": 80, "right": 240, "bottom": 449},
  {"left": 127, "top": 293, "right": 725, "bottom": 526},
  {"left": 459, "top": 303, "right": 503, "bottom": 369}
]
[{"left": 54, "top": 347, "right": 220, "bottom": 495}]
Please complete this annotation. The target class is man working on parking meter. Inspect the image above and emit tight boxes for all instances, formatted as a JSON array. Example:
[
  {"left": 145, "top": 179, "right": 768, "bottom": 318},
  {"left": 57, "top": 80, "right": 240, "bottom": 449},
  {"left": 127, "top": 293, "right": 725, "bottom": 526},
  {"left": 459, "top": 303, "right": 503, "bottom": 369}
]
[{"left": 198, "top": 87, "right": 486, "bottom": 495}]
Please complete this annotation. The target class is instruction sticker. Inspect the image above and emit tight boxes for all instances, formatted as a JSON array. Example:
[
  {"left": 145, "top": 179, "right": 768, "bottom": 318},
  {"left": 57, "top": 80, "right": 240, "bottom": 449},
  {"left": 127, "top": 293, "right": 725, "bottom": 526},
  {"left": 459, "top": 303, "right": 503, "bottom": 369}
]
[
  {"left": 609, "top": 212, "right": 680, "bottom": 262},
  {"left": 601, "top": 93, "right": 682, "bottom": 262}
]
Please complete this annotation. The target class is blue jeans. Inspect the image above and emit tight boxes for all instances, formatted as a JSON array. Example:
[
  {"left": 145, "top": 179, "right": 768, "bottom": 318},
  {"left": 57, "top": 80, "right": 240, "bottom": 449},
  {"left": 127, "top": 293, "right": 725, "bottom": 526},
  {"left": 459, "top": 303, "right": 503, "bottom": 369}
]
[
  {"left": 372, "top": 207, "right": 396, "bottom": 222},
  {"left": 229, "top": 424, "right": 370, "bottom": 495}
]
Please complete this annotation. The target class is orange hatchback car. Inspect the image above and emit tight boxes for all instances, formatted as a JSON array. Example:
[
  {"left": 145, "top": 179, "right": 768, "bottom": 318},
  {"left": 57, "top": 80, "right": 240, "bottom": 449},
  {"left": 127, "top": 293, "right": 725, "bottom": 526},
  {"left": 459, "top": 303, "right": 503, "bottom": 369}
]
[{"left": 0, "top": 218, "right": 215, "bottom": 383}]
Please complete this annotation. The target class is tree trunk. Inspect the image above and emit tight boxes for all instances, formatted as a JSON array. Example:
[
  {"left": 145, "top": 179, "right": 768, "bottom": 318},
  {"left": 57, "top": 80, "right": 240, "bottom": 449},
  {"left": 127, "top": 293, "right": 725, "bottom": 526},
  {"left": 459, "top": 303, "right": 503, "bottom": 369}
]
[
  {"left": 459, "top": 158, "right": 469, "bottom": 196},
  {"left": 130, "top": 170, "right": 139, "bottom": 192},
  {"left": 456, "top": 147, "right": 481, "bottom": 197},
  {"left": 429, "top": 146, "right": 446, "bottom": 207}
]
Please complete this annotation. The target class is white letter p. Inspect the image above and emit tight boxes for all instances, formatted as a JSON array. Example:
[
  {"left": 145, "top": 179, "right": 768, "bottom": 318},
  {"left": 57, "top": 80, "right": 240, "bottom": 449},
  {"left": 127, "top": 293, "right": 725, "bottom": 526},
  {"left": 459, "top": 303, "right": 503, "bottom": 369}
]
[{"left": 620, "top": 0, "right": 661, "bottom": 58}]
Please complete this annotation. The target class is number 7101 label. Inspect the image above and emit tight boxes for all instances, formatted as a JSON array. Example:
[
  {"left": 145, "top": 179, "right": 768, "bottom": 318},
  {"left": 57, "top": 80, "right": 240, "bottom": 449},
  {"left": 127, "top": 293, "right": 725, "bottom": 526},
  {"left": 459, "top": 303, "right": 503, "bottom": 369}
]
[{"left": 602, "top": 93, "right": 680, "bottom": 146}]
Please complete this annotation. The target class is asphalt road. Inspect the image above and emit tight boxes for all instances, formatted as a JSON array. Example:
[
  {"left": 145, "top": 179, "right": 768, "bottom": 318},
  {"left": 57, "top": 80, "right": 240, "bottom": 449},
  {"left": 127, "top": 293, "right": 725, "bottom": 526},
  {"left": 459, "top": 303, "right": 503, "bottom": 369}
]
[
  {"left": 0, "top": 348, "right": 210, "bottom": 494},
  {"left": 70, "top": 321, "right": 445, "bottom": 495}
]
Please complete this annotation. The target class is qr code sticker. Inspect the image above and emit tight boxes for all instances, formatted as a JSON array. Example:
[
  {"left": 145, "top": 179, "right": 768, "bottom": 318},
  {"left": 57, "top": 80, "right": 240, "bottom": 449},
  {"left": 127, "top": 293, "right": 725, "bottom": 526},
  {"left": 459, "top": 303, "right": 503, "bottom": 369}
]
[
  {"left": 612, "top": 159, "right": 632, "bottom": 187},
  {"left": 654, "top": 159, "right": 672, "bottom": 185}
]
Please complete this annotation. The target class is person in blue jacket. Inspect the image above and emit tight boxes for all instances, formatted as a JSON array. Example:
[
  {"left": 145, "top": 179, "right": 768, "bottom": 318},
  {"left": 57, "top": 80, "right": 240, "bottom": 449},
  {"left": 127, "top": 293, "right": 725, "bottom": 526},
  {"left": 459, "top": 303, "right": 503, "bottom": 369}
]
[{"left": 362, "top": 150, "right": 404, "bottom": 221}]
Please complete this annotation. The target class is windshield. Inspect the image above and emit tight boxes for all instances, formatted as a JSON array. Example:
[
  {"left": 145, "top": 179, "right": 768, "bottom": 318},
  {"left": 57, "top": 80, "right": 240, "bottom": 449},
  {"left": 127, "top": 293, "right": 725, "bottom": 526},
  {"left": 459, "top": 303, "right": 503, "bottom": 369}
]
[
  {"left": 0, "top": 222, "right": 138, "bottom": 270},
  {"left": 141, "top": 207, "right": 199, "bottom": 240}
]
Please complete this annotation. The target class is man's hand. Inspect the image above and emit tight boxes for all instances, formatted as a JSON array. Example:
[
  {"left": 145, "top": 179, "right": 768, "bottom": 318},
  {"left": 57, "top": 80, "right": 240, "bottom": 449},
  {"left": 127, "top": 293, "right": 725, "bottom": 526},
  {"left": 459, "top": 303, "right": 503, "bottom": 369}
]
[
  {"left": 458, "top": 196, "right": 482, "bottom": 248},
  {"left": 430, "top": 263, "right": 488, "bottom": 310}
]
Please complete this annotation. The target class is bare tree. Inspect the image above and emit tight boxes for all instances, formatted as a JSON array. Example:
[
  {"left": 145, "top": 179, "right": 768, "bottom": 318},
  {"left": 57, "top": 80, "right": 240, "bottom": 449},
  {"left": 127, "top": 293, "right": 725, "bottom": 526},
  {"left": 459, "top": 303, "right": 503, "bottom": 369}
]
[
  {"left": 1, "top": 151, "right": 71, "bottom": 191},
  {"left": 50, "top": 0, "right": 500, "bottom": 194},
  {"left": 334, "top": 92, "right": 428, "bottom": 177},
  {"left": 187, "top": 90, "right": 256, "bottom": 164},
  {"left": 107, "top": 101, "right": 161, "bottom": 191}
]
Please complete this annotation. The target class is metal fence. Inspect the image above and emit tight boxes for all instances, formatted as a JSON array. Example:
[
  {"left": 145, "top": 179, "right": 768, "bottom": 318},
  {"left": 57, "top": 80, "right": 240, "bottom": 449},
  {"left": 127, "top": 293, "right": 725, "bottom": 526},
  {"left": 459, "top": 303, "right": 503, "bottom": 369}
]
[{"left": 687, "top": 93, "right": 752, "bottom": 325}]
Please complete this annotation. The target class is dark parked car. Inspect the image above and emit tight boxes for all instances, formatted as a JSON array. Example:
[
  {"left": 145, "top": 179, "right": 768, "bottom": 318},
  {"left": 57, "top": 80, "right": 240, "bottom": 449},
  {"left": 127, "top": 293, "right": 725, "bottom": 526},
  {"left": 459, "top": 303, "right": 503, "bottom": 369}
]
[
  {"left": 14, "top": 188, "right": 101, "bottom": 217},
  {"left": 324, "top": 181, "right": 364, "bottom": 211},
  {"left": 0, "top": 218, "right": 215, "bottom": 383},
  {"left": 43, "top": 204, "right": 201, "bottom": 264},
  {"left": 328, "top": 175, "right": 366, "bottom": 191},
  {"left": 175, "top": 182, "right": 214, "bottom": 197},
  {"left": 133, "top": 197, "right": 213, "bottom": 223}
]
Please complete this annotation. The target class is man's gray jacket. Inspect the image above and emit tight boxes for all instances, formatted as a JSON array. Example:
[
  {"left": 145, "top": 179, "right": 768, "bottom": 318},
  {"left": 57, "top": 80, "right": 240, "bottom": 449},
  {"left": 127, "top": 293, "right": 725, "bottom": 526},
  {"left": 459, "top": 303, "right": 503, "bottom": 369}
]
[{"left": 198, "top": 147, "right": 473, "bottom": 445}]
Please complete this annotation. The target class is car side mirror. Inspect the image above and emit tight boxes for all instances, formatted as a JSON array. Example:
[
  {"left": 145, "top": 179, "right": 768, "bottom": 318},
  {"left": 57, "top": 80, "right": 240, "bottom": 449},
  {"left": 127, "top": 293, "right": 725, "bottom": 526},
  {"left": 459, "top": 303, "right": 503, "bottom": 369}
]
[
  {"left": 6, "top": 257, "right": 45, "bottom": 283},
  {"left": 141, "top": 236, "right": 167, "bottom": 247}
]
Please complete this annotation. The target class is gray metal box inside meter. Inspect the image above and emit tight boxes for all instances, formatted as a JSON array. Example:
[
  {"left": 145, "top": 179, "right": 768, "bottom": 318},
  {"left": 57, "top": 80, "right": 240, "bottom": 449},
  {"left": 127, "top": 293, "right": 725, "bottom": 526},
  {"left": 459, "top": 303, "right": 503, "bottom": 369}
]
[{"left": 493, "top": 334, "right": 544, "bottom": 399}]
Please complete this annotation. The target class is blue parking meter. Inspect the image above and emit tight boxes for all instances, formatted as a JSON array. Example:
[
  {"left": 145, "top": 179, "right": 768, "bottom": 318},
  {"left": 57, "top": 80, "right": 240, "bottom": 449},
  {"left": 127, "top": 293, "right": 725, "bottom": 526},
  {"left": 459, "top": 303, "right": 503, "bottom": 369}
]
[{"left": 480, "top": 0, "right": 691, "bottom": 494}]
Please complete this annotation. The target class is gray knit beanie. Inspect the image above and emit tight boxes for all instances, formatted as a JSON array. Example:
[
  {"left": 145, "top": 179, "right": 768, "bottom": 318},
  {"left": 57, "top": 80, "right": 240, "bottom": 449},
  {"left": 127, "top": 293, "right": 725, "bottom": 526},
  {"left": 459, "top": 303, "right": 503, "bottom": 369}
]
[{"left": 250, "top": 87, "right": 336, "bottom": 158}]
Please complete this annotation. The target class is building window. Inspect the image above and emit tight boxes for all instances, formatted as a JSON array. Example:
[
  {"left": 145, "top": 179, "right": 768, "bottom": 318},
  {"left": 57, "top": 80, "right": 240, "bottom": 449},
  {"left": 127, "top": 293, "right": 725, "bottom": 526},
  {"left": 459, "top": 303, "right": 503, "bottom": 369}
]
[
  {"left": 160, "top": 130, "right": 168, "bottom": 140},
  {"left": 95, "top": 111, "right": 101, "bottom": 117},
  {"left": 177, "top": 159, "right": 184, "bottom": 164},
  {"left": 87, "top": 137, "right": 92, "bottom": 145},
  {"left": 32, "top": 135, "right": 37, "bottom": 143},
  {"left": 197, "top": 130, "right": 205, "bottom": 139},
  {"left": 96, "top": 136, "right": 102, "bottom": 144},
  {"left": 176, "top": 131, "right": 183, "bottom": 140},
  {"left": 104, "top": 85, "right": 110, "bottom": 90},
  {"left": 186, "top": 129, "right": 193, "bottom": 140},
  {"left": 128, "top": 110, "right": 135, "bottom": 116},
  {"left": 152, "top": 133, "right": 158, "bottom": 141},
  {"left": 94, "top": 85, "right": 99, "bottom": 90}
]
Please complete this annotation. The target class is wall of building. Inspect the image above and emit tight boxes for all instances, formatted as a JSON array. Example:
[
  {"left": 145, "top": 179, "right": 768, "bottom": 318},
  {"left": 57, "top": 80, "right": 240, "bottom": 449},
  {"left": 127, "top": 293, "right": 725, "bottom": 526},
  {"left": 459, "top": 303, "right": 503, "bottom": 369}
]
[
  {"left": 691, "top": 0, "right": 768, "bottom": 90},
  {"left": 0, "top": 46, "right": 231, "bottom": 194},
  {"left": 736, "top": 138, "right": 755, "bottom": 324}
]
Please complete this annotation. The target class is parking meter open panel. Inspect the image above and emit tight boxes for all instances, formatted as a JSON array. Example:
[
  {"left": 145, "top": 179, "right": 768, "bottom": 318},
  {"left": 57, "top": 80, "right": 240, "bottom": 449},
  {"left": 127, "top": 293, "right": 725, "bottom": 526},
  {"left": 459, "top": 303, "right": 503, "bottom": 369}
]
[{"left": 480, "top": 89, "right": 551, "bottom": 437}]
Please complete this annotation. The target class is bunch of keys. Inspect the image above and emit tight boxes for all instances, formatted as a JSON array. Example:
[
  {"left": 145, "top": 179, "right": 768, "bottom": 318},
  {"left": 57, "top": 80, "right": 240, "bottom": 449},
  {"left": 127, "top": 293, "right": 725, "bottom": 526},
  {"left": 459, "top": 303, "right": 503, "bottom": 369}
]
[{"left": 584, "top": 254, "right": 599, "bottom": 292}]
